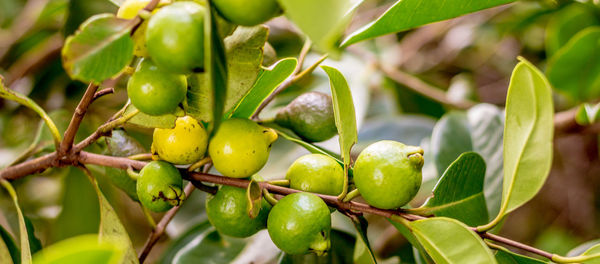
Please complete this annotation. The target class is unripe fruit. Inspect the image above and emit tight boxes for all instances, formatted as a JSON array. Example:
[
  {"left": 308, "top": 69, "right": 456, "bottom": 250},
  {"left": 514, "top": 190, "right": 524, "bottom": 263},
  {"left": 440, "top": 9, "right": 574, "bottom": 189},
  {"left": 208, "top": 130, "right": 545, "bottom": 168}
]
[
  {"left": 206, "top": 185, "right": 270, "bottom": 238},
  {"left": 286, "top": 154, "right": 344, "bottom": 196},
  {"left": 127, "top": 59, "right": 187, "bottom": 116},
  {"left": 208, "top": 118, "right": 278, "bottom": 178},
  {"left": 136, "top": 161, "right": 185, "bottom": 212},
  {"left": 213, "top": 0, "right": 280, "bottom": 26},
  {"left": 152, "top": 116, "right": 208, "bottom": 165},
  {"left": 275, "top": 92, "right": 337, "bottom": 142},
  {"left": 267, "top": 192, "right": 331, "bottom": 255},
  {"left": 146, "top": 2, "right": 205, "bottom": 74},
  {"left": 353, "top": 140, "right": 424, "bottom": 209}
]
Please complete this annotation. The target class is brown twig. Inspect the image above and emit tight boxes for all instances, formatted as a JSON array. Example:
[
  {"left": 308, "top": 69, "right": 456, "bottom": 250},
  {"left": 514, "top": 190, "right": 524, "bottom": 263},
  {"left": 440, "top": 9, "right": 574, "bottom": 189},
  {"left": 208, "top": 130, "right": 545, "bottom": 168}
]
[
  {"left": 480, "top": 232, "right": 553, "bottom": 260},
  {"left": 58, "top": 82, "right": 99, "bottom": 156},
  {"left": 92, "top": 88, "right": 115, "bottom": 102},
  {"left": 0, "top": 152, "right": 58, "bottom": 180}
]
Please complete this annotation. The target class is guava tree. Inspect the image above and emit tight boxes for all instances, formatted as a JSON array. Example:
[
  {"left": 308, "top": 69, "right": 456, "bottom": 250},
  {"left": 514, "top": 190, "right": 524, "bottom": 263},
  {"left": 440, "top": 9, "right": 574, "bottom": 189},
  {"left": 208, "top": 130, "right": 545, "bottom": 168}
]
[{"left": 0, "top": 0, "right": 599, "bottom": 263}]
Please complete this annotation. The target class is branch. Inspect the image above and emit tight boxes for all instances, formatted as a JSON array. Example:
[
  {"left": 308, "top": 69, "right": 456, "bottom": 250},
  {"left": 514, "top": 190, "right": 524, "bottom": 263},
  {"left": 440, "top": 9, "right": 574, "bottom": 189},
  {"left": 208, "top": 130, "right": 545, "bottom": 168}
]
[
  {"left": 58, "top": 82, "right": 99, "bottom": 156},
  {"left": 92, "top": 87, "right": 115, "bottom": 102},
  {"left": 0, "top": 152, "right": 58, "bottom": 180}
]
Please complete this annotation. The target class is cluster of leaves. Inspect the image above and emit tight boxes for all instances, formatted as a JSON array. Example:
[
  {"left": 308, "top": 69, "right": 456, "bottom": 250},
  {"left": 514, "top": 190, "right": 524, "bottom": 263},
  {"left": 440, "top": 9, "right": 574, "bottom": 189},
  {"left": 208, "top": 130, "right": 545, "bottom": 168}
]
[{"left": 1, "top": 0, "right": 600, "bottom": 264}]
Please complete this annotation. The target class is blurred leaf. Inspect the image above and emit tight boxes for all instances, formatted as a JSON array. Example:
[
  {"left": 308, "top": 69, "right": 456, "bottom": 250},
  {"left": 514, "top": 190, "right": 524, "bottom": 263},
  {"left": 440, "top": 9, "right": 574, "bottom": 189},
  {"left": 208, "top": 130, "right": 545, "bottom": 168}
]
[
  {"left": 24, "top": 218, "right": 41, "bottom": 255},
  {"left": 160, "top": 221, "right": 212, "bottom": 263},
  {"left": 383, "top": 77, "right": 445, "bottom": 118},
  {"left": 266, "top": 124, "right": 342, "bottom": 164},
  {"left": 167, "top": 225, "right": 245, "bottom": 263},
  {"left": 410, "top": 217, "right": 497, "bottom": 264},
  {"left": 87, "top": 172, "right": 138, "bottom": 264},
  {"left": 108, "top": 0, "right": 124, "bottom": 7},
  {"left": 32, "top": 234, "right": 124, "bottom": 264},
  {"left": 341, "top": 0, "right": 515, "bottom": 47},
  {"left": 545, "top": 3, "right": 598, "bottom": 57},
  {"left": 187, "top": 6, "right": 227, "bottom": 133},
  {"left": 431, "top": 112, "right": 473, "bottom": 177},
  {"left": 246, "top": 179, "right": 263, "bottom": 219},
  {"left": 223, "top": 26, "right": 268, "bottom": 111},
  {"left": 0, "top": 76, "right": 61, "bottom": 144},
  {"left": 568, "top": 239, "right": 600, "bottom": 257},
  {"left": 420, "top": 152, "right": 488, "bottom": 226},
  {"left": 575, "top": 102, "right": 600, "bottom": 126},
  {"left": 278, "top": 230, "right": 355, "bottom": 264},
  {"left": 547, "top": 27, "right": 600, "bottom": 102},
  {"left": 481, "top": 58, "right": 553, "bottom": 231},
  {"left": 388, "top": 219, "right": 431, "bottom": 263},
  {"left": 61, "top": 14, "right": 134, "bottom": 83},
  {"left": 104, "top": 129, "right": 146, "bottom": 201},
  {"left": 0, "top": 180, "right": 31, "bottom": 264},
  {"left": 0, "top": 225, "right": 19, "bottom": 264},
  {"left": 581, "top": 243, "right": 600, "bottom": 263},
  {"left": 277, "top": 0, "right": 362, "bottom": 55},
  {"left": 321, "top": 66, "right": 357, "bottom": 196},
  {"left": 230, "top": 58, "right": 297, "bottom": 119},
  {"left": 348, "top": 214, "right": 376, "bottom": 264},
  {"left": 0, "top": 233, "right": 13, "bottom": 264},
  {"left": 356, "top": 115, "right": 436, "bottom": 149},
  {"left": 124, "top": 104, "right": 180, "bottom": 129},
  {"left": 53, "top": 168, "right": 100, "bottom": 242},
  {"left": 494, "top": 247, "right": 547, "bottom": 264}
]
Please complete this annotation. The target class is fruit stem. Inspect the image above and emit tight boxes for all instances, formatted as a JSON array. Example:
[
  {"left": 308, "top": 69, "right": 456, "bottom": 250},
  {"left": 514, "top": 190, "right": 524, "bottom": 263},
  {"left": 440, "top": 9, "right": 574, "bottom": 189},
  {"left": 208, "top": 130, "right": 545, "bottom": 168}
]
[
  {"left": 187, "top": 157, "right": 211, "bottom": 172},
  {"left": 267, "top": 179, "right": 290, "bottom": 187},
  {"left": 128, "top": 153, "right": 153, "bottom": 161},
  {"left": 142, "top": 206, "right": 157, "bottom": 230},
  {"left": 262, "top": 189, "right": 279, "bottom": 206},
  {"left": 292, "top": 54, "right": 328, "bottom": 84},
  {"left": 342, "top": 189, "right": 361, "bottom": 202},
  {"left": 127, "top": 167, "right": 140, "bottom": 180}
]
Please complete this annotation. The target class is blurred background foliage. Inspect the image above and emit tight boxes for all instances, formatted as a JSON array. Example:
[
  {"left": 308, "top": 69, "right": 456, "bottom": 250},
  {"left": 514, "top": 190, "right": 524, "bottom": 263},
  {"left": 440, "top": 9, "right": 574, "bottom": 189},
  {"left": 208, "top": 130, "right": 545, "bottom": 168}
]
[{"left": 0, "top": 0, "right": 599, "bottom": 263}]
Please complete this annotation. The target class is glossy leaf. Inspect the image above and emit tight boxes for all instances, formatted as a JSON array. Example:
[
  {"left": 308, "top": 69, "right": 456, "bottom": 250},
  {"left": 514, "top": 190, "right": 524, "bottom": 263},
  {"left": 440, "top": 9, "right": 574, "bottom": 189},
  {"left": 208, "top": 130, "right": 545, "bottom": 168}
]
[
  {"left": 388, "top": 219, "right": 431, "bottom": 263},
  {"left": 169, "top": 227, "right": 245, "bottom": 263},
  {"left": 420, "top": 152, "right": 488, "bottom": 226},
  {"left": 431, "top": 112, "right": 473, "bottom": 177},
  {"left": 124, "top": 104, "right": 181, "bottom": 129},
  {"left": 24, "top": 218, "right": 41, "bottom": 255},
  {"left": 278, "top": 230, "right": 355, "bottom": 264},
  {"left": 32, "top": 234, "right": 124, "bottom": 264},
  {"left": 267, "top": 124, "right": 342, "bottom": 164},
  {"left": 545, "top": 3, "right": 598, "bottom": 57},
  {"left": 0, "top": 76, "right": 61, "bottom": 144},
  {"left": 547, "top": 27, "right": 600, "bottom": 102},
  {"left": 230, "top": 58, "right": 297, "bottom": 119},
  {"left": 0, "top": 225, "right": 19, "bottom": 264},
  {"left": 347, "top": 214, "right": 376, "bottom": 264},
  {"left": 575, "top": 103, "right": 600, "bottom": 125},
  {"left": 410, "top": 217, "right": 497, "bottom": 264},
  {"left": 482, "top": 58, "right": 553, "bottom": 230},
  {"left": 61, "top": 14, "right": 134, "bottom": 83},
  {"left": 321, "top": 66, "right": 358, "bottom": 196},
  {"left": 0, "top": 180, "right": 31, "bottom": 264},
  {"left": 568, "top": 239, "right": 600, "bottom": 257},
  {"left": 87, "top": 174, "right": 138, "bottom": 264},
  {"left": 494, "top": 247, "right": 547, "bottom": 264},
  {"left": 223, "top": 25, "right": 268, "bottom": 112},
  {"left": 582, "top": 244, "right": 600, "bottom": 264},
  {"left": 341, "top": 0, "right": 515, "bottom": 47},
  {"left": 277, "top": 0, "right": 362, "bottom": 54}
]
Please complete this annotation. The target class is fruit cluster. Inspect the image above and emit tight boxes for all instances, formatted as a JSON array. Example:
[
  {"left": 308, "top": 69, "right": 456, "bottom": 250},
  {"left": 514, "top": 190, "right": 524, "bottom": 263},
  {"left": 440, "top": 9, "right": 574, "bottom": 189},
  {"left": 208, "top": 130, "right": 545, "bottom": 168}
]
[{"left": 117, "top": 0, "right": 425, "bottom": 257}]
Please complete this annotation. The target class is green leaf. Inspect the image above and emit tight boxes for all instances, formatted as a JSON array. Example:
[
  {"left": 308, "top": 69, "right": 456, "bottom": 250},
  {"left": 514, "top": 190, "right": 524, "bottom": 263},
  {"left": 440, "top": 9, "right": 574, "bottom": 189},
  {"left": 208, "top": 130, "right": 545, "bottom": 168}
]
[
  {"left": 223, "top": 25, "right": 268, "bottom": 111},
  {"left": 547, "top": 27, "right": 600, "bottom": 102},
  {"left": 246, "top": 179, "right": 263, "bottom": 219},
  {"left": 230, "top": 58, "right": 297, "bottom": 119},
  {"left": 278, "top": 230, "right": 355, "bottom": 264},
  {"left": 341, "top": 0, "right": 515, "bottom": 47},
  {"left": 430, "top": 104, "right": 504, "bottom": 219},
  {"left": 277, "top": 0, "right": 362, "bottom": 55},
  {"left": 24, "top": 218, "right": 41, "bottom": 255},
  {"left": 124, "top": 104, "right": 180, "bottom": 129},
  {"left": 568, "top": 239, "right": 600, "bottom": 257},
  {"left": 160, "top": 221, "right": 212, "bottom": 263},
  {"left": 0, "top": 180, "right": 32, "bottom": 264},
  {"left": 265, "top": 124, "right": 342, "bottom": 164},
  {"left": 347, "top": 214, "right": 376, "bottom": 264},
  {"left": 186, "top": 6, "right": 227, "bottom": 132},
  {"left": 388, "top": 219, "right": 431, "bottom": 263},
  {"left": 32, "top": 234, "right": 124, "bottom": 264},
  {"left": 108, "top": 0, "right": 124, "bottom": 7},
  {"left": 575, "top": 102, "right": 600, "bottom": 125},
  {"left": 61, "top": 13, "right": 134, "bottom": 83},
  {"left": 420, "top": 152, "right": 488, "bottom": 226},
  {"left": 494, "top": 247, "right": 547, "bottom": 264},
  {"left": 0, "top": 226, "right": 14, "bottom": 264},
  {"left": 581, "top": 244, "right": 600, "bottom": 264},
  {"left": 480, "top": 58, "right": 553, "bottom": 231},
  {"left": 321, "top": 65, "right": 358, "bottom": 197},
  {"left": 104, "top": 129, "right": 146, "bottom": 201},
  {"left": 545, "top": 3, "right": 599, "bottom": 57},
  {"left": 84, "top": 172, "right": 138, "bottom": 264},
  {"left": 167, "top": 226, "right": 245, "bottom": 264},
  {"left": 410, "top": 217, "right": 497, "bottom": 264},
  {"left": 0, "top": 76, "right": 61, "bottom": 144},
  {"left": 0, "top": 225, "right": 19, "bottom": 264}
]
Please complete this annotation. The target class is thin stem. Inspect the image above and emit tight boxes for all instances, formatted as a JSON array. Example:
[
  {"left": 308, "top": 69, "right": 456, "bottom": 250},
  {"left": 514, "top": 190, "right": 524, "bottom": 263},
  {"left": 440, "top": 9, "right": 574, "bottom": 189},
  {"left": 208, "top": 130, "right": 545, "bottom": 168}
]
[
  {"left": 262, "top": 189, "right": 279, "bottom": 206},
  {"left": 342, "top": 189, "right": 361, "bottom": 202},
  {"left": 479, "top": 232, "right": 553, "bottom": 260},
  {"left": 295, "top": 39, "right": 312, "bottom": 75},
  {"left": 292, "top": 54, "right": 328, "bottom": 83},
  {"left": 128, "top": 153, "right": 153, "bottom": 161},
  {"left": 59, "top": 82, "right": 99, "bottom": 156},
  {"left": 126, "top": 167, "right": 140, "bottom": 180},
  {"left": 187, "top": 157, "right": 212, "bottom": 172},
  {"left": 72, "top": 109, "right": 139, "bottom": 153},
  {"left": 267, "top": 179, "right": 290, "bottom": 186},
  {"left": 142, "top": 206, "right": 157, "bottom": 230},
  {"left": 553, "top": 253, "right": 600, "bottom": 263},
  {"left": 92, "top": 88, "right": 115, "bottom": 102}
]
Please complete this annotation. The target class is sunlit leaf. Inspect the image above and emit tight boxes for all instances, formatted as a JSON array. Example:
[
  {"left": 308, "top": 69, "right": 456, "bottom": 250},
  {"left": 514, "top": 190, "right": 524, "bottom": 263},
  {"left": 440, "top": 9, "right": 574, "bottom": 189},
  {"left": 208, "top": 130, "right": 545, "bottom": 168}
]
[
  {"left": 494, "top": 247, "right": 547, "bottom": 264},
  {"left": 61, "top": 14, "right": 134, "bottom": 83},
  {"left": 341, "top": 0, "right": 515, "bottom": 47},
  {"left": 0, "top": 225, "right": 19, "bottom": 264},
  {"left": 32, "top": 234, "right": 124, "bottom": 264},
  {"left": 545, "top": 3, "right": 598, "bottom": 57}
]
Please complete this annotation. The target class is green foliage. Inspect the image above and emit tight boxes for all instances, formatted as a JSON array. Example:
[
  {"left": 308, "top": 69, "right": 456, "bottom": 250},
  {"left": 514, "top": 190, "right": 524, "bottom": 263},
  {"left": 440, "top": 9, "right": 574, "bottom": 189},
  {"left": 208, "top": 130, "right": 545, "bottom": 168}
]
[
  {"left": 575, "top": 103, "right": 600, "bottom": 125},
  {"left": 0, "top": 180, "right": 32, "bottom": 264},
  {"left": 494, "top": 247, "right": 548, "bottom": 264},
  {"left": 410, "top": 217, "right": 497, "bottom": 264},
  {"left": 547, "top": 27, "right": 600, "bottom": 102},
  {"left": 0, "top": 225, "right": 19, "bottom": 264},
  {"left": 545, "top": 3, "right": 598, "bottom": 57},
  {"left": 32, "top": 234, "right": 124, "bottom": 264},
  {"left": 164, "top": 224, "right": 246, "bottom": 263},
  {"left": 342, "top": 0, "right": 515, "bottom": 47},
  {"left": 61, "top": 14, "right": 134, "bottom": 83},
  {"left": 124, "top": 104, "right": 181, "bottom": 129},
  {"left": 350, "top": 215, "right": 376, "bottom": 264},
  {"left": 420, "top": 152, "right": 489, "bottom": 226}
]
